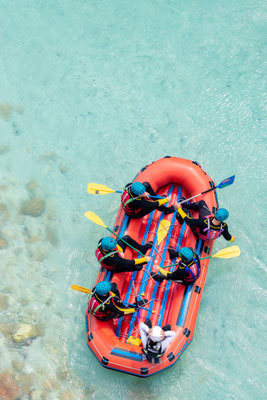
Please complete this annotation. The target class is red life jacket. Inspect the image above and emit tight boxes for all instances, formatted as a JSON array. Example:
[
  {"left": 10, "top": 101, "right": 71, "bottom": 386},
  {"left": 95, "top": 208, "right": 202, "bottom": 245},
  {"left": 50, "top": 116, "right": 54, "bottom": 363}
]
[
  {"left": 121, "top": 185, "right": 149, "bottom": 216},
  {"left": 196, "top": 215, "right": 224, "bottom": 241},
  {"left": 95, "top": 246, "right": 120, "bottom": 271},
  {"left": 183, "top": 256, "right": 200, "bottom": 283},
  {"left": 89, "top": 293, "right": 112, "bottom": 320}
]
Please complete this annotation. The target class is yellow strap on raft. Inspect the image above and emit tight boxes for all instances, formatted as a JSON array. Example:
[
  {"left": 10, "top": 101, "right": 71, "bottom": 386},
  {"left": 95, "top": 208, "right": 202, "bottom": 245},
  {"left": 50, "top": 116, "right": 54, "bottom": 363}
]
[{"left": 127, "top": 336, "right": 142, "bottom": 346}]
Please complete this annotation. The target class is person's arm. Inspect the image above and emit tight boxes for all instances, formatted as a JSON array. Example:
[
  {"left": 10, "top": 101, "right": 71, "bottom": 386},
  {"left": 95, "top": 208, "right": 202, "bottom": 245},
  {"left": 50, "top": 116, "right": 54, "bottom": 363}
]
[
  {"left": 177, "top": 207, "right": 206, "bottom": 229},
  {"left": 222, "top": 223, "right": 235, "bottom": 241},
  {"left": 158, "top": 264, "right": 187, "bottom": 281},
  {"left": 135, "top": 197, "right": 168, "bottom": 209},
  {"left": 105, "top": 254, "right": 148, "bottom": 272},
  {"left": 160, "top": 331, "right": 175, "bottom": 352},
  {"left": 139, "top": 322, "right": 149, "bottom": 348},
  {"left": 109, "top": 298, "right": 136, "bottom": 316}
]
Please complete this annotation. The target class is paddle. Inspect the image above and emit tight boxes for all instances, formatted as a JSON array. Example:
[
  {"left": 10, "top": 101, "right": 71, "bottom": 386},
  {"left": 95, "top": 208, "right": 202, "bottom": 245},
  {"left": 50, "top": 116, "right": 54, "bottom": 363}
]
[
  {"left": 159, "top": 246, "right": 241, "bottom": 269},
  {"left": 180, "top": 175, "right": 235, "bottom": 205},
  {"left": 157, "top": 219, "right": 171, "bottom": 245},
  {"left": 84, "top": 211, "right": 145, "bottom": 257},
  {"left": 71, "top": 284, "right": 150, "bottom": 312},
  {"left": 87, "top": 182, "right": 164, "bottom": 199}
]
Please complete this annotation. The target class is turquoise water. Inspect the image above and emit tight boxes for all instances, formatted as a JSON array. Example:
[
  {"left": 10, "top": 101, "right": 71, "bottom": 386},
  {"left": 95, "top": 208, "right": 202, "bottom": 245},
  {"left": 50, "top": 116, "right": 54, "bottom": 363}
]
[{"left": 0, "top": 0, "right": 266, "bottom": 399}]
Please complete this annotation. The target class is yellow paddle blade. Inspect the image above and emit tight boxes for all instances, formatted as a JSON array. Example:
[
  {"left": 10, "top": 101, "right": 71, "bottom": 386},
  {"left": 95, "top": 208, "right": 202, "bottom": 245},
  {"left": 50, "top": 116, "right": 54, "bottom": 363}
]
[
  {"left": 157, "top": 219, "right": 171, "bottom": 245},
  {"left": 84, "top": 211, "right": 107, "bottom": 228},
  {"left": 87, "top": 183, "right": 116, "bottom": 195},
  {"left": 212, "top": 246, "right": 241, "bottom": 259},
  {"left": 71, "top": 285, "right": 92, "bottom": 295}
]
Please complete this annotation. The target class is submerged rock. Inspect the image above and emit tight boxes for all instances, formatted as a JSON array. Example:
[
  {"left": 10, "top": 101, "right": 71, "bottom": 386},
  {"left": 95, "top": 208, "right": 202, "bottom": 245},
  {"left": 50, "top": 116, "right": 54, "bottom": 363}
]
[
  {"left": 60, "top": 390, "right": 74, "bottom": 400},
  {"left": 26, "top": 180, "right": 38, "bottom": 192},
  {"left": 0, "top": 237, "right": 8, "bottom": 249},
  {"left": 58, "top": 163, "right": 68, "bottom": 174},
  {"left": 0, "top": 294, "right": 9, "bottom": 310},
  {"left": 45, "top": 226, "right": 59, "bottom": 247},
  {"left": 11, "top": 359, "right": 24, "bottom": 372},
  {"left": 17, "top": 373, "right": 36, "bottom": 396},
  {"left": 0, "top": 372, "right": 20, "bottom": 400},
  {"left": 12, "top": 323, "right": 39, "bottom": 342},
  {"left": 20, "top": 198, "right": 45, "bottom": 217},
  {"left": 30, "top": 389, "right": 46, "bottom": 400},
  {"left": 0, "top": 103, "right": 22, "bottom": 120},
  {"left": 0, "top": 145, "right": 9, "bottom": 154}
]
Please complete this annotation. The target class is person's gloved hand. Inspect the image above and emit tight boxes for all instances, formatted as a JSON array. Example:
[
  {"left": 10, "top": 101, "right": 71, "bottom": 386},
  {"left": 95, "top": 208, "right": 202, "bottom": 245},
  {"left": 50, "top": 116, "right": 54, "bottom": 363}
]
[
  {"left": 229, "top": 235, "right": 235, "bottom": 242},
  {"left": 154, "top": 264, "right": 160, "bottom": 273},
  {"left": 136, "top": 265, "right": 143, "bottom": 271}
]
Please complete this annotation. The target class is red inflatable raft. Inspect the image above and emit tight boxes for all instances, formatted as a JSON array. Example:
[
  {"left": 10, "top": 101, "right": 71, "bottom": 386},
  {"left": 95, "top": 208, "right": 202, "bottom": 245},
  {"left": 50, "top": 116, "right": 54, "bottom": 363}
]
[{"left": 85, "top": 156, "right": 219, "bottom": 377}]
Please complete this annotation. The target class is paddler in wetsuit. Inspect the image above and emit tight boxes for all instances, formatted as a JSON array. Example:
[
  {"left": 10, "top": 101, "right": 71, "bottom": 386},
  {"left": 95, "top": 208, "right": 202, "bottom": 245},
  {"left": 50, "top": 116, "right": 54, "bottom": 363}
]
[
  {"left": 96, "top": 236, "right": 153, "bottom": 273},
  {"left": 151, "top": 247, "right": 200, "bottom": 285},
  {"left": 89, "top": 281, "right": 148, "bottom": 321},
  {"left": 175, "top": 200, "right": 235, "bottom": 242},
  {"left": 139, "top": 318, "right": 175, "bottom": 363},
  {"left": 121, "top": 181, "right": 175, "bottom": 219}
]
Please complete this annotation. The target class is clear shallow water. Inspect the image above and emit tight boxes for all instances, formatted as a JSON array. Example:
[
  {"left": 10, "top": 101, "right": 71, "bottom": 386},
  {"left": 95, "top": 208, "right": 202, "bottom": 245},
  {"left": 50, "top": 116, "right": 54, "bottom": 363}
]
[{"left": 0, "top": 1, "right": 266, "bottom": 399}]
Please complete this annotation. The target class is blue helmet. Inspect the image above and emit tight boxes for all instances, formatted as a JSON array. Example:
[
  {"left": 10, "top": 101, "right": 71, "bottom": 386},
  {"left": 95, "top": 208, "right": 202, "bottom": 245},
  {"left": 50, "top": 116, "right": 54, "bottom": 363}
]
[
  {"left": 131, "top": 182, "right": 146, "bottom": 196},
  {"left": 95, "top": 281, "right": 111, "bottom": 296},
  {"left": 179, "top": 247, "right": 194, "bottom": 262},
  {"left": 214, "top": 208, "right": 229, "bottom": 222},
  {"left": 101, "top": 237, "right": 117, "bottom": 251}
]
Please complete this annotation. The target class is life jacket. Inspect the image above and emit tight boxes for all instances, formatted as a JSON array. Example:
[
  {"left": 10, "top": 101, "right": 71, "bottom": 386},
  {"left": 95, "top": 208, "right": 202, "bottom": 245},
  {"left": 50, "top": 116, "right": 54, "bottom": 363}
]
[
  {"left": 121, "top": 184, "right": 149, "bottom": 216},
  {"left": 196, "top": 215, "right": 224, "bottom": 241},
  {"left": 89, "top": 291, "right": 113, "bottom": 320},
  {"left": 183, "top": 256, "right": 200, "bottom": 283},
  {"left": 95, "top": 244, "right": 120, "bottom": 271},
  {"left": 143, "top": 340, "right": 164, "bottom": 364}
]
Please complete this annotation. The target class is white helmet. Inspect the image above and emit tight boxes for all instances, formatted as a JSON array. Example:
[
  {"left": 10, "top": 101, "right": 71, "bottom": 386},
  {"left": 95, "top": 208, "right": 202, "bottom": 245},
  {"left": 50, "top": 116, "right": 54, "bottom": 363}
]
[{"left": 149, "top": 326, "right": 164, "bottom": 342}]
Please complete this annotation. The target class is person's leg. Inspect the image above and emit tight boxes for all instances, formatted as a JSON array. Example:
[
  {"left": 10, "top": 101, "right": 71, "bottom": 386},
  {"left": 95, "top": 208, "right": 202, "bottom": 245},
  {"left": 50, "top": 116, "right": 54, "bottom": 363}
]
[
  {"left": 143, "top": 182, "right": 156, "bottom": 196},
  {"left": 119, "top": 235, "right": 153, "bottom": 254},
  {"left": 197, "top": 200, "right": 211, "bottom": 219},
  {"left": 158, "top": 204, "right": 176, "bottom": 214},
  {"left": 151, "top": 272, "right": 165, "bottom": 282}
]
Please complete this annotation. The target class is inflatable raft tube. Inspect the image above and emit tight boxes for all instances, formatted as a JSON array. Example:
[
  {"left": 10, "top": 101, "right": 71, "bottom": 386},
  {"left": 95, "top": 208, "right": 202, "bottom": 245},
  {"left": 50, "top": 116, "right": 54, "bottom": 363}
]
[{"left": 85, "top": 156, "right": 219, "bottom": 377}]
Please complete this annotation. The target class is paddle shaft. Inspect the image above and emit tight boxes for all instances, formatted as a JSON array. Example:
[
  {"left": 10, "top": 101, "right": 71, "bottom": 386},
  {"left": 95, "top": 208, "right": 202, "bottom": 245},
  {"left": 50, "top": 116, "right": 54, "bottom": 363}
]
[
  {"left": 106, "top": 227, "right": 145, "bottom": 257},
  {"left": 89, "top": 185, "right": 164, "bottom": 199},
  {"left": 180, "top": 186, "right": 217, "bottom": 204},
  {"left": 72, "top": 285, "right": 148, "bottom": 311},
  {"left": 180, "top": 175, "right": 234, "bottom": 204},
  {"left": 160, "top": 255, "right": 214, "bottom": 269}
]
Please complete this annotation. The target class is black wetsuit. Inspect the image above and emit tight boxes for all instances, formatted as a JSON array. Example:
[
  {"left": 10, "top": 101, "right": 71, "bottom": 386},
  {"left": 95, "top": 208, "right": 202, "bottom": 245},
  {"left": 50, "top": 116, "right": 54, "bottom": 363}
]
[
  {"left": 178, "top": 200, "right": 233, "bottom": 241},
  {"left": 91, "top": 283, "right": 137, "bottom": 320},
  {"left": 96, "top": 235, "right": 152, "bottom": 273},
  {"left": 123, "top": 182, "right": 175, "bottom": 219},
  {"left": 152, "top": 252, "right": 200, "bottom": 284}
]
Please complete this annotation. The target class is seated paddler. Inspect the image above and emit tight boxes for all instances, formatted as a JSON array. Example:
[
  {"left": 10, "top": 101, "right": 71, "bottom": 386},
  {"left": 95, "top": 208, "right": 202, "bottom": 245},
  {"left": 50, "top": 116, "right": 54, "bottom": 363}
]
[
  {"left": 151, "top": 247, "right": 201, "bottom": 285},
  {"left": 139, "top": 318, "right": 175, "bottom": 363},
  {"left": 89, "top": 281, "right": 147, "bottom": 321},
  {"left": 96, "top": 236, "right": 153, "bottom": 273},
  {"left": 121, "top": 181, "right": 175, "bottom": 219},
  {"left": 175, "top": 199, "right": 235, "bottom": 242}
]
